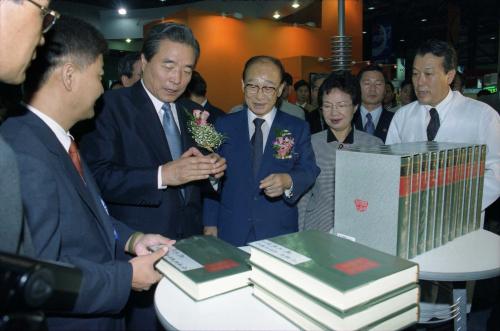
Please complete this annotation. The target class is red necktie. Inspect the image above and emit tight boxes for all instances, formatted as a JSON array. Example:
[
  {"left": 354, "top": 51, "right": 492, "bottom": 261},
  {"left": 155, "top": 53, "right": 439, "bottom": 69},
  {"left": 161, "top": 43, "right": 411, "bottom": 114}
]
[{"left": 68, "top": 140, "right": 85, "bottom": 180}]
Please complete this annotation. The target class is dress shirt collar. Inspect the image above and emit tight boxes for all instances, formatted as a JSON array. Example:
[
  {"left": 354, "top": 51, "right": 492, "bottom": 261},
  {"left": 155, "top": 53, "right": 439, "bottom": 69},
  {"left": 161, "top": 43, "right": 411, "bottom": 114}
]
[
  {"left": 247, "top": 107, "right": 277, "bottom": 132},
  {"left": 421, "top": 88, "right": 453, "bottom": 120},
  {"left": 201, "top": 99, "right": 208, "bottom": 107},
  {"left": 326, "top": 126, "right": 354, "bottom": 144},
  {"left": 141, "top": 79, "right": 178, "bottom": 126},
  {"left": 26, "top": 104, "right": 73, "bottom": 152},
  {"left": 359, "top": 104, "right": 383, "bottom": 127}
]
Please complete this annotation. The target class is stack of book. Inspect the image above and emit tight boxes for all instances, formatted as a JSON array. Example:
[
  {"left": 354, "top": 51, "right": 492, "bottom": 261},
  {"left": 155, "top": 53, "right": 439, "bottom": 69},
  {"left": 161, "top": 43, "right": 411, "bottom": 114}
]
[
  {"left": 155, "top": 235, "right": 251, "bottom": 300},
  {"left": 334, "top": 142, "right": 486, "bottom": 259},
  {"left": 249, "top": 230, "right": 420, "bottom": 330}
]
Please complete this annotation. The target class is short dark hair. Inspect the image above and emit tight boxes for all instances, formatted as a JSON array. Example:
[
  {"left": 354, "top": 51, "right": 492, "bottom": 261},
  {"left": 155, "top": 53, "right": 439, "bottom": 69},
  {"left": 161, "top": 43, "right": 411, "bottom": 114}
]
[
  {"left": 415, "top": 39, "right": 457, "bottom": 73},
  {"left": 117, "top": 52, "right": 141, "bottom": 78},
  {"left": 293, "top": 79, "right": 309, "bottom": 91},
  {"left": 283, "top": 72, "right": 293, "bottom": 86},
  {"left": 357, "top": 64, "right": 386, "bottom": 82},
  {"left": 142, "top": 22, "right": 200, "bottom": 63},
  {"left": 242, "top": 55, "right": 284, "bottom": 83},
  {"left": 24, "top": 16, "right": 107, "bottom": 97},
  {"left": 319, "top": 71, "right": 360, "bottom": 107},
  {"left": 186, "top": 71, "right": 207, "bottom": 97},
  {"left": 311, "top": 73, "right": 329, "bottom": 88}
]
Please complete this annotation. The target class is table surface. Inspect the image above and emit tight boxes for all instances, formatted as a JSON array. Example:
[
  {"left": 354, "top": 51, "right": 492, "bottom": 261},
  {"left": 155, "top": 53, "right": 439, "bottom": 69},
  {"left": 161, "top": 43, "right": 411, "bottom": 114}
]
[
  {"left": 411, "top": 229, "right": 500, "bottom": 281},
  {"left": 154, "top": 277, "right": 298, "bottom": 330}
]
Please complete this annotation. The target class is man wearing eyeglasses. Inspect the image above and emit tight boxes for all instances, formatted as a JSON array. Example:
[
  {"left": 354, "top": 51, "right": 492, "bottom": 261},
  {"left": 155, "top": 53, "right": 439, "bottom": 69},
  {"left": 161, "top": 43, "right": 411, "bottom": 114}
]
[
  {"left": 0, "top": 0, "right": 59, "bottom": 255},
  {"left": 203, "top": 55, "right": 319, "bottom": 246}
]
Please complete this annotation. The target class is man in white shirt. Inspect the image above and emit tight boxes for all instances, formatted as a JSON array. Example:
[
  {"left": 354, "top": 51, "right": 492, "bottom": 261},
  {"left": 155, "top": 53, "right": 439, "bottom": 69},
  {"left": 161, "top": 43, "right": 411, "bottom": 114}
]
[{"left": 386, "top": 39, "right": 500, "bottom": 211}]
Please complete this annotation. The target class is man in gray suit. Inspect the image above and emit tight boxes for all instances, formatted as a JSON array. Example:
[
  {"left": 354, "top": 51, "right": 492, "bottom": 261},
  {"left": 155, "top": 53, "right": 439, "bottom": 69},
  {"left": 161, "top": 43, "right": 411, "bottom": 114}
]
[{"left": 0, "top": 0, "right": 59, "bottom": 254}]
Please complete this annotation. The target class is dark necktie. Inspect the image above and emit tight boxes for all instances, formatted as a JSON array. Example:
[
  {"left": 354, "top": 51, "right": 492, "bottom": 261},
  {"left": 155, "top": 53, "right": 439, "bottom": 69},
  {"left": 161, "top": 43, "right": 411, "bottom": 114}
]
[
  {"left": 162, "top": 103, "right": 182, "bottom": 160},
  {"left": 68, "top": 140, "right": 85, "bottom": 181},
  {"left": 427, "top": 108, "right": 440, "bottom": 141},
  {"left": 364, "top": 113, "right": 375, "bottom": 135},
  {"left": 251, "top": 118, "right": 265, "bottom": 177}
]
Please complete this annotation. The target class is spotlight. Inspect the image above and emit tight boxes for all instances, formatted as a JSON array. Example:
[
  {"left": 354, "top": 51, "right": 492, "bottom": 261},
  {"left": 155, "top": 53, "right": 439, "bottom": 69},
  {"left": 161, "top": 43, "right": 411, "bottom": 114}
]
[
  {"left": 292, "top": 1, "right": 300, "bottom": 9},
  {"left": 273, "top": 11, "right": 280, "bottom": 19},
  {"left": 125, "top": 38, "right": 132, "bottom": 43},
  {"left": 118, "top": 8, "right": 127, "bottom": 15}
]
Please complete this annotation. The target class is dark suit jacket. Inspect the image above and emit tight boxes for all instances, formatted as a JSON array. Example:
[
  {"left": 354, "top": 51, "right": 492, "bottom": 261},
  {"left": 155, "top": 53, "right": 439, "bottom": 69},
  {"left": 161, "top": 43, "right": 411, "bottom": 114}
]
[
  {"left": 353, "top": 107, "right": 394, "bottom": 143},
  {"left": 79, "top": 81, "right": 204, "bottom": 239},
  {"left": 204, "top": 100, "right": 226, "bottom": 122},
  {"left": 1, "top": 109, "right": 133, "bottom": 331},
  {"left": 203, "top": 109, "right": 320, "bottom": 246},
  {"left": 305, "top": 107, "right": 325, "bottom": 134}
]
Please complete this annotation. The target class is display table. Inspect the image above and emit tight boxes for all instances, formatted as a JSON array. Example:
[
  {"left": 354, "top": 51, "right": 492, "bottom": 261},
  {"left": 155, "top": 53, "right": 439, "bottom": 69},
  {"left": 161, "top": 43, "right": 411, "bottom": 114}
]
[
  {"left": 154, "top": 277, "right": 297, "bottom": 330},
  {"left": 411, "top": 229, "right": 500, "bottom": 331}
]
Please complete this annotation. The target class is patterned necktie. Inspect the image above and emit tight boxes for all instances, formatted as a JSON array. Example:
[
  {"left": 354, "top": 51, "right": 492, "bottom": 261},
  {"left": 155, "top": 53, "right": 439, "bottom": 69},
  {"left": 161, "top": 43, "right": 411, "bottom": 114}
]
[
  {"left": 427, "top": 107, "right": 440, "bottom": 141},
  {"left": 251, "top": 118, "right": 265, "bottom": 177},
  {"left": 68, "top": 140, "right": 85, "bottom": 181},
  {"left": 364, "top": 113, "right": 375, "bottom": 135},
  {"left": 162, "top": 103, "right": 182, "bottom": 160}
]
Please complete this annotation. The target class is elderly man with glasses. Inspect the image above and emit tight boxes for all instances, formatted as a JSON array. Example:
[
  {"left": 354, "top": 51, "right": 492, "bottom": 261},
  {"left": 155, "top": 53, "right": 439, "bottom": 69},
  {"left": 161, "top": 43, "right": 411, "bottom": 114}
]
[
  {"left": 0, "top": 0, "right": 59, "bottom": 255},
  {"left": 203, "top": 55, "right": 319, "bottom": 247}
]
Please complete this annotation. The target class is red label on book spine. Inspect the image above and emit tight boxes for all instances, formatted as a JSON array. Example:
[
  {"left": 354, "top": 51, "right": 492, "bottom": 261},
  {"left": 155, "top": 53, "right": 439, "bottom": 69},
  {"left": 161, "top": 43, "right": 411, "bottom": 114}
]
[
  {"left": 429, "top": 169, "right": 436, "bottom": 187},
  {"left": 420, "top": 171, "right": 429, "bottom": 191},
  {"left": 354, "top": 199, "right": 368, "bottom": 212},
  {"left": 437, "top": 168, "right": 445, "bottom": 187},
  {"left": 204, "top": 259, "right": 239, "bottom": 273},
  {"left": 333, "top": 257, "right": 380, "bottom": 275},
  {"left": 399, "top": 176, "right": 410, "bottom": 197}
]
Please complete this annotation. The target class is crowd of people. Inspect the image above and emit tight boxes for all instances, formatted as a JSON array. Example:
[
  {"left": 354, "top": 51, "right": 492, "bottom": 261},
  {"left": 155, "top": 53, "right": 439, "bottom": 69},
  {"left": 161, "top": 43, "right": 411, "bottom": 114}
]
[{"left": 0, "top": 1, "right": 499, "bottom": 331}]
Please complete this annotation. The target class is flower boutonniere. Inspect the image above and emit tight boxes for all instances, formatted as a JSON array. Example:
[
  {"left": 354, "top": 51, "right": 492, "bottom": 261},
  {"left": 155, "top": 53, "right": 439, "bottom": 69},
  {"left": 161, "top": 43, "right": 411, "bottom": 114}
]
[
  {"left": 272, "top": 129, "right": 295, "bottom": 159},
  {"left": 185, "top": 109, "right": 226, "bottom": 153}
]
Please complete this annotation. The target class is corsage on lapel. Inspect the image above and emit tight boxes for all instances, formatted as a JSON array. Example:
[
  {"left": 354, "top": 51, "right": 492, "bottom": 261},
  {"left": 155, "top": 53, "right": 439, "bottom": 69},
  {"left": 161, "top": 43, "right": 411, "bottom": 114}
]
[
  {"left": 272, "top": 129, "right": 294, "bottom": 159},
  {"left": 185, "top": 109, "right": 226, "bottom": 153}
]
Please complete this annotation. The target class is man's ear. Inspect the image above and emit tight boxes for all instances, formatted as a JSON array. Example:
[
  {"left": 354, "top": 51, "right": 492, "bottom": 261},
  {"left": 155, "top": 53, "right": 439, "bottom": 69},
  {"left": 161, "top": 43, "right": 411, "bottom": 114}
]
[
  {"left": 277, "top": 82, "right": 285, "bottom": 98},
  {"left": 446, "top": 69, "right": 456, "bottom": 85},
  {"left": 61, "top": 63, "right": 75, "bottom": 91},
  {"left": 141, "top": 54, "right": 148, "bottom": 72},
  {"left": 241, "top": 79, "right": 245, "bottom": 93}
]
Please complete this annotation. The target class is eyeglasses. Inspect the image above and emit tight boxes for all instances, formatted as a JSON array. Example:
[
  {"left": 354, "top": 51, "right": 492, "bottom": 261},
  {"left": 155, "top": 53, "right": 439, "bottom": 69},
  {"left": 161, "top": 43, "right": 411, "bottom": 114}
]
[
  {"left": 321, "top": 101, "right": 353, "bottom": 112},
  {"left": 244, "top": 83, "right": 277, "bottom": 97},
  {"left": 26, "top": 0, "right": 61, "bottom": 34}
]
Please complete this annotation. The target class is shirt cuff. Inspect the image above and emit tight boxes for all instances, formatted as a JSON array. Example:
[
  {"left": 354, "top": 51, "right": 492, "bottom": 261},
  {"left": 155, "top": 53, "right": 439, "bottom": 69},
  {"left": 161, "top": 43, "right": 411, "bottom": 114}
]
[
  {"left": 284, "top": 180, "right": 293, "bottom": 198},
  {"left": 158, "top": 166, "right": 167, "bottom": 189}
]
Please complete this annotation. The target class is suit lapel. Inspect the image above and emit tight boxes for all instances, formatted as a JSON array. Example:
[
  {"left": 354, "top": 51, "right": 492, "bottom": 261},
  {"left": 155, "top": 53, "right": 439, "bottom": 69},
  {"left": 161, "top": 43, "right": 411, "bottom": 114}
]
[
  {"left": 375, "top": 108, "right": 390, "bottom": 137},
  {"left": 256, "top": 111, "right": 282, "bottom": 183},
  {"left": 24, "top": 111, "right": 115, "bottom": 255},
  {"left": 353, "top": 110, "right": 363, "bottom": 131}
]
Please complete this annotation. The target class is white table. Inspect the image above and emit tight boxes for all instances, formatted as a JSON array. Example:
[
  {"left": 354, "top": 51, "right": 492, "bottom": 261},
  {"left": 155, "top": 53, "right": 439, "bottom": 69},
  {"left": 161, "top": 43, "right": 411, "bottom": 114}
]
[
  {"left": 154, "top": 277, "right": 297, "bottom": 330},
  {"left": 411, "top": 229, "right": 500, "bottom": 331}
]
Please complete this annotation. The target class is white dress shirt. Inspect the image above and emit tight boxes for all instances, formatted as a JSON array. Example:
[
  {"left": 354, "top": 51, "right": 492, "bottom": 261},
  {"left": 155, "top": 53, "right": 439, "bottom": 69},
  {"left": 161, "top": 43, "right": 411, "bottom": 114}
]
[
  {"left": 386, "top": 90, "right": 500, "bottom": 210},
  {"left": 27, "top": 105, "right": 72, "bottom": 151},
  {"left": 141, "top": 80, "right": 181, "bottom": 189},
  {"left": 247, "top": 107, "right": 277, "bottom": 152},
  {"left": 359, "top": 105, "right": 383, "bottom": 129}
]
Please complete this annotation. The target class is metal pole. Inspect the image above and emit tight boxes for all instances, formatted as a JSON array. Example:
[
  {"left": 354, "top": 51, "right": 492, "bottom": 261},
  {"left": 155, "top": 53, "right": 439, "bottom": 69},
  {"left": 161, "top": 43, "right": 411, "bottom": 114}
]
[{"left": 338, "top": 0, "right": 345, "bottom": 36}]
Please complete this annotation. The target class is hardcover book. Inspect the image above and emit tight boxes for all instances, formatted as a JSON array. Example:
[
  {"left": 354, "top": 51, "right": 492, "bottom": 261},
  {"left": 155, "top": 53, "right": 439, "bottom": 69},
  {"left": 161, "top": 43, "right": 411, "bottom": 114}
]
[
  {"left": 155, "top": 235, "right": 251, "bottom": 300},
  {"left": 249, "top": 230, "right": 418, "bottom": 312}
]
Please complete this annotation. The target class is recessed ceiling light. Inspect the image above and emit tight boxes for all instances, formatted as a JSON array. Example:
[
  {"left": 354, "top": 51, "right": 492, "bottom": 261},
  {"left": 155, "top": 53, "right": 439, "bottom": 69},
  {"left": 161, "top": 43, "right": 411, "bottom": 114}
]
[
  {"left": 118, "top": 8, "right": 127, "bottom": 15},
  {"left": 273, "top": 11, "right": 280, "bottom": 19},
  {"left": 400, "top": 39, "right": 405, "bottom": 42},
  {"left": 368, "top": 6, "right": 375, "bottom": 10},
  {"left": 160, "top": 0, "right": 166, "bottom": 2},
  {"left": 125, "top": 38, "right": 132, "bottom": 43},
  {"left": 421, "top": 18, "right": 428, "bottom": 22},
  {"left": 292, "top": 1, "right": 300, "bottom": 9},
  {"left": 491, "top": 36, "right": 496, "bottom": 40}
]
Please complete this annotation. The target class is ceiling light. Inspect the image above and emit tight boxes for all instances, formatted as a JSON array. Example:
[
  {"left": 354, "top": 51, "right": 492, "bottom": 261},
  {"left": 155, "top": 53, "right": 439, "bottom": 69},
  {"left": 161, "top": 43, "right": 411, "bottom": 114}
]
[
  {"left": 368, "top": 6, "right": 375, "bottom": 10},
  {"left": 273, "top": 11, "right": 280, "bottom": 19},
  {"left": 362, "top": 31, "right": 367, "bottom": 34},
  {"left": 125, "top": 38, "right": 132, "bottom": 43},
  {"left": 400, "top": 39, "right": 405, "bottom": 42},
  {"left": 420, "top": 18, "right": 428, "bottom": 22},
  {"left": 160, "top": 0, "right": 166, "bottom": 2},
  {"left": 118, "top": 8, "right": 127, "bottom": 15},
  {"left": 491, "top": 36, "right": 496, "bottom": 40},
  {"left": 292, "top": 1, "right": 300, "bottom": 9}
]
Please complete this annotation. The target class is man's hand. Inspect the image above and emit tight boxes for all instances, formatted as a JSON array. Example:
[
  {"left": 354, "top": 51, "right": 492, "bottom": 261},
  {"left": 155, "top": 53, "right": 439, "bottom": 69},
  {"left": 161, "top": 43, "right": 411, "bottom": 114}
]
[
  {"left": 203, "top": 226, "right": 218, "bottom": 237},
  {"left": 259, "top": 173, "right": 292, "bottom": 198},
  {"left": 129, "top": 246, "right": 167, "bottom": 291},
  {"left": 161, "top": 147, "right": 227, "bottom": 186},
  {"left": 132, "top": 234, "right": 176, "bottom": 256}
]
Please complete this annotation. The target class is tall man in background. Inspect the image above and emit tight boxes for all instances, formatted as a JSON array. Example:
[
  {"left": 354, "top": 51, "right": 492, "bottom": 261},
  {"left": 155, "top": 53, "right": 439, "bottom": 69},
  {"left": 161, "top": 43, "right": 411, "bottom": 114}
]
[
  {"left": 117, "top": 52, "right": 142, "bottom": 87},
  {"left": 80, "top": 22, "right": 226, "bottom": 330}
]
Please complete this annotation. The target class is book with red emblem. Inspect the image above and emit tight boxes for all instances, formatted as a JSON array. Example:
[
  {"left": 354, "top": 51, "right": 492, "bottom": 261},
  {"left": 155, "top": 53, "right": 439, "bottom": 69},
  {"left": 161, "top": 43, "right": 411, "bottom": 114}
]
[{"left": 155, "top": 235, "right": 251, "bottom": 300}]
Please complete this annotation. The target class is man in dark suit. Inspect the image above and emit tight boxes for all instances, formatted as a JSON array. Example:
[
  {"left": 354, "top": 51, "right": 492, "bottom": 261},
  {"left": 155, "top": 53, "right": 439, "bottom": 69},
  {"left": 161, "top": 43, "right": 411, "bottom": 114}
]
[
  {"left": 353, "top": 64, "right": 394, "bottom": 142},
  {"left": 0, "top": 0, "right": 58, "bottom": 255},
  {"left": 203, "top": 56, "right": 320, "bottom": 246},
  {"left": 185, "top": 70, "right": 226, "bottom": 121},
  {"left": 1, "top": 17, "right": 173, "bottom": 330},
  {"left": 79, "top": 22, "right": 226, "bottom": 330}
]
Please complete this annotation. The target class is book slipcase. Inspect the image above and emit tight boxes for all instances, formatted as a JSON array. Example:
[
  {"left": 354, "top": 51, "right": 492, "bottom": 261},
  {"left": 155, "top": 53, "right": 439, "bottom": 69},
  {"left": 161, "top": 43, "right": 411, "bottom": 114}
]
[{"left": 334, "top": 142, "right": 486, "bottom": 259}]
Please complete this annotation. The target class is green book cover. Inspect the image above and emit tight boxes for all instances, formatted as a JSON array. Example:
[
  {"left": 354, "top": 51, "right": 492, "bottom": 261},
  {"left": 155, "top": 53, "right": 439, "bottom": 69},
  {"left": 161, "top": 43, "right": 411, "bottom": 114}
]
[
  {"left": 249, "top": 230, "right": 418, "bottom": 312},
  {"left": 455, "top": 147, "right": 467, "bottom": 237},
  {"left": 442, "top": 149, "right": 455, "bottom": 244},
  {"left": 417, "top": 152, "right": 429, "bottom": 255},
  {"left": 155, "top": 235, "right": 251, "bottom": 300},
  {"left": 408, "top": 154, "right": 421, "bottom": 259},
  {"left": 468, "top": 145, "right": 480, "bottom": 232},
  {"left": 474, "top": 145, "right": 487, "bottom": 230},
  {"left": 434, "top": 149, "right": 446, "bottom": 248},
  {"left": 425, "top": 151, "right": 437, "bottom": 251},
  {"left": 397, "top": 156, "right": 412, "bottom": 259},
  {"left": 462, "top": 146, "right": 473, "bottom": 236}
]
